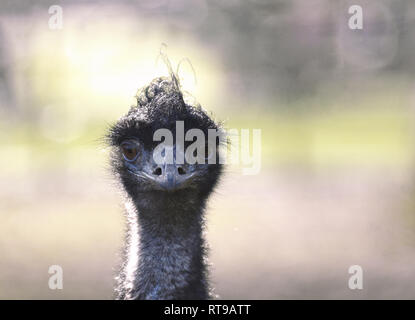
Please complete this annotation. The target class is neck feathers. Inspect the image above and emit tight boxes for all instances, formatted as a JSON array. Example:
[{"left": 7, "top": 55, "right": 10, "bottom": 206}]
[{"left": 116, "top": 196, "right": 208, "bottom": 300}]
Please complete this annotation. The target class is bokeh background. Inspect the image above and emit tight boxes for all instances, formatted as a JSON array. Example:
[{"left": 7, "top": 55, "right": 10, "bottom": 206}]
[{"left": 1, "top": 0, "right": 415, "bottom": 299}]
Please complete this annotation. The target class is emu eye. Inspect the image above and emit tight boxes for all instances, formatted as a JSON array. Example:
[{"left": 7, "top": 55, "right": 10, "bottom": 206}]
[{"left": 121, "top": 142, "right": 139, "bottom": 161}]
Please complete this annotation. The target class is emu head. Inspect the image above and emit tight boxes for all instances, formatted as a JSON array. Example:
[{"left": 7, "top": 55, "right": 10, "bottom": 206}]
[{"left": 107, "top": 77, "right": 223, "bottom": 210}]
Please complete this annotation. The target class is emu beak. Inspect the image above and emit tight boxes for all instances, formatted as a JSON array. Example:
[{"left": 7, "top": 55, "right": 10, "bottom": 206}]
[
  {"left": 160, "top": 163, "right": 185, "bottom": 190},
  {"left": 130, "top": 146, "right": 200, "bottom": 191},
  {"left": 143, "top": 161, "right": 196, "bottom": 191},
  {"left": 143, "top": 145, "right": 197, "bottom": 191}
]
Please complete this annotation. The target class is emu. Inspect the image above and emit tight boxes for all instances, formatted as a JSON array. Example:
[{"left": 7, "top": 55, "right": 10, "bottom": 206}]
[{"left": 107, "top": 75, "right": 223, "bottom": 299}]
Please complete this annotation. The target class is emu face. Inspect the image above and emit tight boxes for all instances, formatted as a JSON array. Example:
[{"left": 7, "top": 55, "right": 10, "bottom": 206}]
[{"left": 108, "top": 77, "right": 222, "bottom": 208}]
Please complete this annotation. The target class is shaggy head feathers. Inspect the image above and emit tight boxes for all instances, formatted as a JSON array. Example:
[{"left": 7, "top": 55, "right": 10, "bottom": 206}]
[{"left": 108, "top": 77, "right": 219, "bottom": 150}]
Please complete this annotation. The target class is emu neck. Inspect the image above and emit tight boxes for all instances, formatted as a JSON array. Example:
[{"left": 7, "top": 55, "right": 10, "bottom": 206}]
[{"left": 120, "top": 194, "right": 208, "bottom": 300}]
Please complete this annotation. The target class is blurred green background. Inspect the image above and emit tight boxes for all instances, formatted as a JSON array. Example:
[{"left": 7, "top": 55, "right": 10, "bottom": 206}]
[{"left": 1, "top": 0, "right": 415, "bottom": 299}]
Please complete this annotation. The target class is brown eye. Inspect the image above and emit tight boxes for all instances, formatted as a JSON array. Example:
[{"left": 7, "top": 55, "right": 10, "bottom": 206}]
[{"left": 121, "top": 142, "right": 139, "bottom": 161}]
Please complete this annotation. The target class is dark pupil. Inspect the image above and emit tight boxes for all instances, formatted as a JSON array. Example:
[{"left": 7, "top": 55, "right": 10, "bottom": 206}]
[{"left": 122, "top": 145, "right": 137, "bottom": 160}]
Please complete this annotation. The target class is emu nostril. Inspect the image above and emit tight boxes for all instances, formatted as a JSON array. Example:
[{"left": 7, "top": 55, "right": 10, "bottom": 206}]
[
  {"left": 177, "top": 167, "right": 186, "bottom": 175},
  {"left": 153, "top": 167, "right": 162, "bottom": 176}
]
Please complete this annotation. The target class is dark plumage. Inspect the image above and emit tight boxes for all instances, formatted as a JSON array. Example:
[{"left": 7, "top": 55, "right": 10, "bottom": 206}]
[{"left": 107, "top": 75, "right": 223, "bottom": 300}]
